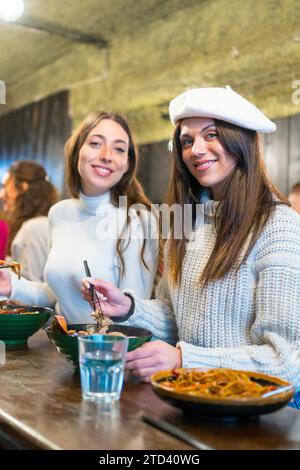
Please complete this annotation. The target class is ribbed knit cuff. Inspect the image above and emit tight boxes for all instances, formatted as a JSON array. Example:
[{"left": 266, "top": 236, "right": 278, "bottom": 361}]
[{"left": 113, "top": 292, "right": 135, "bottom": 323}]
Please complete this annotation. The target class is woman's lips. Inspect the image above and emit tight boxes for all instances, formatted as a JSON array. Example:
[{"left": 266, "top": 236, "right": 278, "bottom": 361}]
[
  {"left": 194, "top": 160, "right": 217, "bottom": 171},
  {"left": 92, "top": 165, "right": 113, "bottom": 176}
]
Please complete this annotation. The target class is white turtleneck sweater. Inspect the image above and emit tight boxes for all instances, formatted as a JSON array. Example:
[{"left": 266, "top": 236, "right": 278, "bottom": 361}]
[
  {"left": 124, "top": 200, "right": 300, "bottom": 384},
  {"left": 9, "top": 192, "right": 159, "bottom": 324},
  {"left": 10, "top": 216, "right": 49, "bottom": 282}
]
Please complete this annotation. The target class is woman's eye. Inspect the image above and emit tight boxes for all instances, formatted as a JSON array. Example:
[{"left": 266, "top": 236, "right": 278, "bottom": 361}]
[
  {"left": 206, "top": 132, "right": 217, "bottom": 139},
  {"left": 181, "top": 138, "right": 193, "bottom": 147},
  {"left": 90, "top": 141, "right": 101, "bottom": 148},
  {"left": 115, "top": 147, "right": 126, "bottom": 153}
]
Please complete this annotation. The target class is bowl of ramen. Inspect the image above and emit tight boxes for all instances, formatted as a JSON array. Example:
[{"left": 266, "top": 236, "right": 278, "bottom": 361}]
[
  {"left": 150, "top": 368, "right": 294, "bottom": 420},
  {"left": 45, "top": 316, "right": 152, "bottom": 372},
  {"left": 0, "top": 304, "right": 53, "bottom": 350}
]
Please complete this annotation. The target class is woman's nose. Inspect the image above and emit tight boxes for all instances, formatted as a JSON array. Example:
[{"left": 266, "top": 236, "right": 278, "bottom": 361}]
[
  {"left": 99, "top": 144, "right": 112, "bottom": 162},
  {"left": 192, "top": 137, "right": 207, "bottom": 156}
]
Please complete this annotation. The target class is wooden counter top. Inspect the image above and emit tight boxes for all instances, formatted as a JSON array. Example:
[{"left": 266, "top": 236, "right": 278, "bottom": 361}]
[{"left": 0, "top": 330, "right": 300, "bottom": 450}]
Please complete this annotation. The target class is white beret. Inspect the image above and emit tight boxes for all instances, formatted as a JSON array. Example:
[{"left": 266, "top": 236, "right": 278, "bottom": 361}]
[{"left": 169, "top": 86, "right": 276, "bottom": 133}]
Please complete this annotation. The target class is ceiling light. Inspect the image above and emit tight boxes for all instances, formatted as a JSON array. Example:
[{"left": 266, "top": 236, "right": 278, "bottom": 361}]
[
  {"left": 291, "top": 34, "right": 300, "bottom": 43},
  {"left": 0, "top": 0, "right": 24, "bottom": 22},
  {"left": 230, "top": 46, "right": 239, "bottom": 58}
]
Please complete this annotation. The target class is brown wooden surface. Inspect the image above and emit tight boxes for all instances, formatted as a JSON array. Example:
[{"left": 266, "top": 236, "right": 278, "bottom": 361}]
[{"left": 0, "top": 330, "right": 300, "bottom": 450}]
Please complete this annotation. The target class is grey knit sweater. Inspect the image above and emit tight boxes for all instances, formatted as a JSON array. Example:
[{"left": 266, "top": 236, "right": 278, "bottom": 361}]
[{"left": 125, "top": 201, "right": 300, "bottom": 384}]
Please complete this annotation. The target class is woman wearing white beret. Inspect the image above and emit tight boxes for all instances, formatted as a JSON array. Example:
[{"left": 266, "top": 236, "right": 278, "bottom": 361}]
[{"left": 81, "top": 87, "right": 300, "bottom": 388}]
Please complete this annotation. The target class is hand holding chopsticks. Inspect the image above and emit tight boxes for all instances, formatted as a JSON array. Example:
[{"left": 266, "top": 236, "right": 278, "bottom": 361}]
[
  {"left": 0, "top": 260, "right": 21, "bottom": 279},
  {"left": 81, "top": 276, "right": 133, "bottom": 319},
  {"left": 0, "top": 262, "right": 15, "bottom": 297},
  {"left": 83, "top": 260, "right": 106, "bottom": 333},
  {"left": 83, "top": 260, "right": 102, "bottom": 312}
]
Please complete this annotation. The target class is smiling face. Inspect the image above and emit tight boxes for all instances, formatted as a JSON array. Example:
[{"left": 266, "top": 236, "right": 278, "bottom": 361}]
[
  {"left": 77, "top": 118, "right": 130, "bottom": 197},
  {"left": 180, "top": 117, "right": 237, "bottom": 199}
]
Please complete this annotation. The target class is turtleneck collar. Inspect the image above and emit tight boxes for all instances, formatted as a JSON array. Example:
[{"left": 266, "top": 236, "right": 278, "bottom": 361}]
[
  {"left": 79, "top": 190, "right": 111, "bottom": 215},
  {"left": 198, "top": 187, "right": 220, "bottom": 218}
]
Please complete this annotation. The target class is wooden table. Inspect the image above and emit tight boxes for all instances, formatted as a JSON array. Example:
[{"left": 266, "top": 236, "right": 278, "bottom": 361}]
[{"left": 0, "top": 330, "right": 300, "bottom": 450}]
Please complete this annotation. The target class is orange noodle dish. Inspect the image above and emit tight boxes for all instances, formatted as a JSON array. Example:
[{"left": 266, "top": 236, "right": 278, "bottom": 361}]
[
  {"left": 0, "top": 307, "right": 40, "bottom": 315},
  {"left": 156, "top": 368, "right": 278, "bottom": 399},
  {"left": 52, "top": 315, "right": 126, "bottom": 337},
  {"left": 0, "top": 260, "right": 21, "bottom": 279}
]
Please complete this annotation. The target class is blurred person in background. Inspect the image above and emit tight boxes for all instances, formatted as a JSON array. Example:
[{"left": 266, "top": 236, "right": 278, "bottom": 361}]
[
  {"left": 288, "top": 182, "right": 300, "bottom": 215},
  {"left": 1, "top": 160, "right": 58, "bottom": 281}
]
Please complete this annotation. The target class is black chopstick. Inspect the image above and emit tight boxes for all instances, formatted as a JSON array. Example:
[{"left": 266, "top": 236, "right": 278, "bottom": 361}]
[
  {"left": 83, "top": 260, "right": 103, "bottom": 313},
  {"left": 142, "top": 414, "right": 214, "bottom": 451},
  {"left": 83, "top": 260, "right": 92, "bottom": 278},
  {"left": 83, "top": 260, "right": 97, "bottom": 310}
]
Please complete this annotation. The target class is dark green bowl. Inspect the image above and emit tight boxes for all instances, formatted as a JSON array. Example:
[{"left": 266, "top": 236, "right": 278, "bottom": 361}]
[
  {"left": 0, "top": 305, "right": 53, "bottom": 350},
  {"left": 45, "top": 323, "right": 152, "bottom": 373}
]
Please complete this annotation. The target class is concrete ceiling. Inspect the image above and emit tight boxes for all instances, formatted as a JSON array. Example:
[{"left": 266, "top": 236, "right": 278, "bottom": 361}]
[{"left": 0, "top": 0, "right": 300, "bottom": 143}]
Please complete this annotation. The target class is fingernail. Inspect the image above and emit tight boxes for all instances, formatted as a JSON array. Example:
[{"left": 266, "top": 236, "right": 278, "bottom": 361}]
[{"left": 96, "top": 292, "right": 107, "bottom": 301}]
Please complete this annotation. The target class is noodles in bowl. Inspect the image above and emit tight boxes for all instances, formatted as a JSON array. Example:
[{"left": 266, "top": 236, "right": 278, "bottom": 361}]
[
  {"left": 151, "top": 368, "right": 295, "bottom": 419},
  {"left": 45, "top": 318, "right": 152, "bottom": 372},
  {"left": 155, "top": 368, "right": 279, "bottom": 399},
  {"left": 0, "top": 304, "right": 53, "bottom": 350}
]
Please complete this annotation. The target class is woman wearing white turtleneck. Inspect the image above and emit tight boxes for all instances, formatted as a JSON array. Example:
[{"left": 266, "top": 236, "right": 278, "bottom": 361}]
[{"left": 0, "top": 112, "right": 159, "bottom": 324}]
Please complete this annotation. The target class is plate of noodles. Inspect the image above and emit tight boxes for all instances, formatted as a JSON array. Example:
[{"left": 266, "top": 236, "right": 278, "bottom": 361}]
[{"left": 150, "top": 368, "right": 294, "bottom": 419}]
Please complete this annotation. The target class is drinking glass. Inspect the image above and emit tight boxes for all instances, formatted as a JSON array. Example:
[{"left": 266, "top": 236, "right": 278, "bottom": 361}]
[{"left": 78, "top": 334, "right": 128, "bottom": 403}]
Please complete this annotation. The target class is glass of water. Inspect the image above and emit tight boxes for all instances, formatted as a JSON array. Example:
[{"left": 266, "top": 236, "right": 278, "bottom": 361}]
[{"left": 78, "top": 334, "right": 128, "bottom": 404}]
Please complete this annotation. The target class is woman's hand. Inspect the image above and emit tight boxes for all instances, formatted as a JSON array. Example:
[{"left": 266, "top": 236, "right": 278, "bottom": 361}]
[
  {"left": 81, "top": 277, "right": 131, "bottom": 318},
  {"left": 0, "top": 269, "right": 12, "bottom": 297},
  {"left": 125, "top": 341, "right": 182, "bottom": 382}
]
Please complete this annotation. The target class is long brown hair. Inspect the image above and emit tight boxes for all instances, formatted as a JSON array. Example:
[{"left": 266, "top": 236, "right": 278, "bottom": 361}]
[
  {"left": 65, "top": 111, "right": 161, "bottom": 276},
  {"left": 6, "top": 160, "right": 58, "bottom": 254},
  {"left": 167, "top": 119, "right": 290, "bottom": 286}
]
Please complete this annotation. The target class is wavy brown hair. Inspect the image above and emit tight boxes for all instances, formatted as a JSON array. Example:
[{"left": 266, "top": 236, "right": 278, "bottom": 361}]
[
  {"left": 167, "top": 119, "right": 290, "bottom": 286},
  {"left": 65, "top": 111, "right": 161, "bottom": 276},
  {"left": 6, "top": 160, "right": 58, "bottom": 254}
]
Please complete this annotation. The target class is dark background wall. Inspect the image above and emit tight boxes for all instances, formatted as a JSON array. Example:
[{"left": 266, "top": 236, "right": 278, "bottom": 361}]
[
  {"left": 262, "top": 114, "right": 300, "bottom": 195},
  {"left": 0, "top": 91, "right": 71, "bottom": 194},
  {"left": 1, "top": 89, "right": 299, "bottom": 202},
  {"left": 139, "top": 114, "right": 300, "bottom": 203}
]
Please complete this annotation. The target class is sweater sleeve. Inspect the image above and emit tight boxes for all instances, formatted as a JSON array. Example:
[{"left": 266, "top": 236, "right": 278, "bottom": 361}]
[
  {"left": 11, "top": 218, "right": 48, "bottom": 282},
  {"left": 9, "top": 272, "right": 57, "bottom": 307},
  {"left": 123, "top": 274, "right": 178, "bottom": 345},
  {"left": 8, "top": 209, "right": 57, "bottom": 307},
  {"left": 178, "top": 207, "right": 300, "bottom": 384}
]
